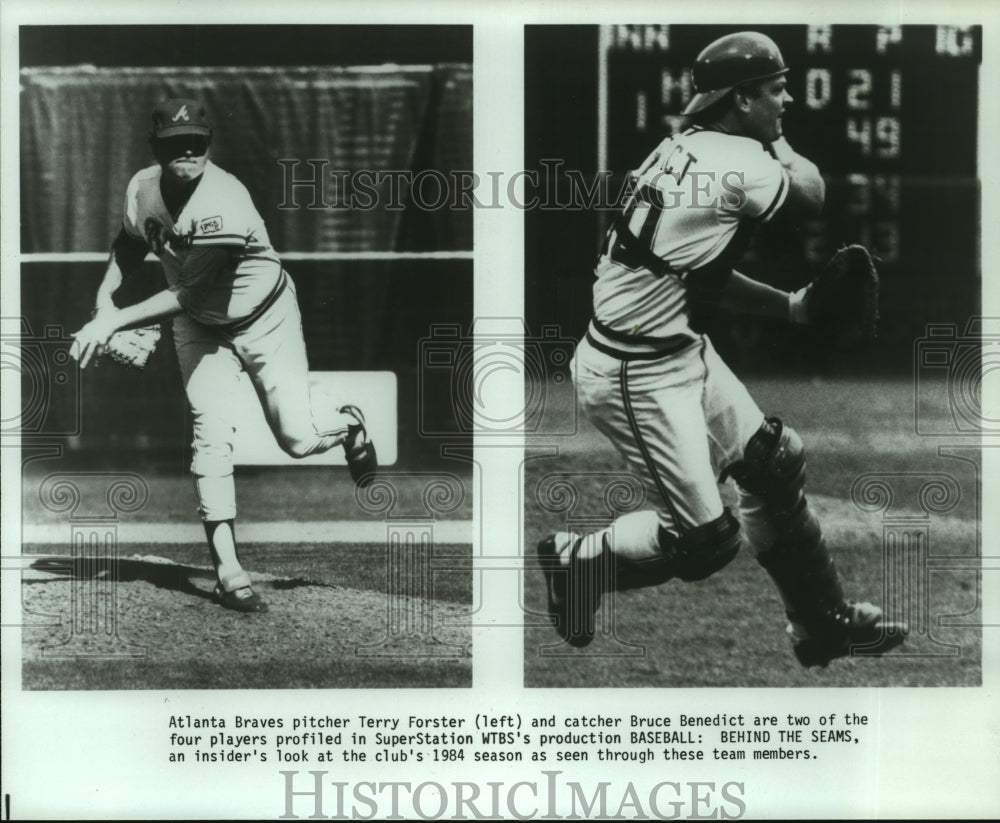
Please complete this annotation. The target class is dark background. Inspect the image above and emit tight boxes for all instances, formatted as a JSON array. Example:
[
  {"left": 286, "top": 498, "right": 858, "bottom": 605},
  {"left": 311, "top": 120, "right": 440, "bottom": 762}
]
[
  {"left": 18, "top": 25, "right": 473, "bottom": 470},
  {"left": 525, "top": 24, "right": 981, "bottom": 376},
  {"left": 20, "top": 25, "right": 472, "bottom": 68}
]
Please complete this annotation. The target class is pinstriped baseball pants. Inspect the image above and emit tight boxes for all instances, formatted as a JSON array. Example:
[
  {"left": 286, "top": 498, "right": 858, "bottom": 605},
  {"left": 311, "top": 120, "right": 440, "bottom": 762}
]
[{"left": 573, "top": 334, "right": 765, "bottom": 538}]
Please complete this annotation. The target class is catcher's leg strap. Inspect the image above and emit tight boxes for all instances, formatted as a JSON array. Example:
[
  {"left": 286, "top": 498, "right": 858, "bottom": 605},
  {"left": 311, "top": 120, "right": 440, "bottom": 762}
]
[
  {"left": 612, "top": 508, "right": 741, "bottom": 589},
  {"left": 673, "top": 508, "right": 742, "bottom": 582}
]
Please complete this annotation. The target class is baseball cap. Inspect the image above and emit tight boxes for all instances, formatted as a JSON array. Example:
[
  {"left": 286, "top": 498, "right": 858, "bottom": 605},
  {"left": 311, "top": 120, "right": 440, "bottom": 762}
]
[
  {"left": 151, "top": 98, "right": 212, "bottom": 139},
  {"left": 682, "top": 32, "right": 788, "bottom": 116}
]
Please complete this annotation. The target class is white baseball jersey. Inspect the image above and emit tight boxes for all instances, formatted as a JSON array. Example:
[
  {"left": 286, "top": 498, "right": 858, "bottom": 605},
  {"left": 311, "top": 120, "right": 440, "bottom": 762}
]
[
  {"left": 119, "top": 158, "right": 354, "bottom": 526},
  {"left": 122, "top": 160, "right": 282, "bottom": 325},
  {"left": 591, "top": 127, "right": 788, "bottom": 350}
]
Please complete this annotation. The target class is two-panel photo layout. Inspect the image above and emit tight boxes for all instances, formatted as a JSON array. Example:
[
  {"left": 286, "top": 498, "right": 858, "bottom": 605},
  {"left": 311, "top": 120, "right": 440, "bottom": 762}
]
[{"left": 15, "top": 23, "right": 982, "bottom": 699}]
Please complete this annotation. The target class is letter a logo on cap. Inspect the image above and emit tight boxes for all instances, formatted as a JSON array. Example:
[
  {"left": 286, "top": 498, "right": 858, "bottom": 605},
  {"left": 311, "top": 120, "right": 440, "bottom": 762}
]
[{"left": 152, "top": 98, "right": 211, "bottom": 138}]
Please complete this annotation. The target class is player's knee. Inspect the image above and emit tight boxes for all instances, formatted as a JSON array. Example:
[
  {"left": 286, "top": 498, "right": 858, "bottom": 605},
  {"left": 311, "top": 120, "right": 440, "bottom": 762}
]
[
  {"left": 275, "top": 432, "right": 315, "bottom": 459},
  {"left": 723, "top": 416, "right": 806, "bottom": 499},
  {"left": 727, "top": 417, "right": 826, "bottom": 554},
  {"left": 613, "top": 552, "right": 675, "bottom": 591},
  {"left": 190, "top": 449, "right": 233, "bottom": 479},
  {"left": 666, "top": 508, "right": 742, "bottom": 582}
]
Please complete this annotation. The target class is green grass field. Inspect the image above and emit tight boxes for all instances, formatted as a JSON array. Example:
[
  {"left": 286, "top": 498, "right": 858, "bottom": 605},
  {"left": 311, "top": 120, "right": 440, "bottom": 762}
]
[{"left": 523, "top": 375, "right": 983, "bottom": 688}]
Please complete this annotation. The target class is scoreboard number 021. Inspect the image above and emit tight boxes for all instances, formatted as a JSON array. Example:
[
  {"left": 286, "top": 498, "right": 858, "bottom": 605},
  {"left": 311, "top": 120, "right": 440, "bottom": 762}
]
[
  {"left": 804, "top": 68, "right": 902, "bottom": 159},
  {"left": 804, "top": 68, "right": 902, "bottom": 111}
]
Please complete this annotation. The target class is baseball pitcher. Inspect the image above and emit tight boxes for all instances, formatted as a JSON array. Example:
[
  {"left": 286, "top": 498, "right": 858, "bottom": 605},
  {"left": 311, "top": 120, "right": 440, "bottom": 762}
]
[{"left": 71, "top": 99, "right": 378, "bottom": 613}]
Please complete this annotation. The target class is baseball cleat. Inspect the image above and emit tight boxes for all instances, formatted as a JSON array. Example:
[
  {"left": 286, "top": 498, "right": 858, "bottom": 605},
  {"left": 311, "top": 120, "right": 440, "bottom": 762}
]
[
  {"left": 214, "top": 583, "right": 269, "bottom": 613},
  {"left": 789, "top": 601, "right": 908, "bottom": 668},
  {"left": 538, "top": 533, "right": 601, "bottom": 648},
  {"left": 339, "top": 405, "right": 377, "bottom": 488}
]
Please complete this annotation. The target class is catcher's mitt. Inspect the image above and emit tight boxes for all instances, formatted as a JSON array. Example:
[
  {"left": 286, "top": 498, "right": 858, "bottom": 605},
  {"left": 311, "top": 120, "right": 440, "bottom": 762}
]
[
  {"left": 102, "top": 324, "right": 162, "bottom": 369},
  {"left": 798, "top": 244, "right": 880, "bottom": 350}
]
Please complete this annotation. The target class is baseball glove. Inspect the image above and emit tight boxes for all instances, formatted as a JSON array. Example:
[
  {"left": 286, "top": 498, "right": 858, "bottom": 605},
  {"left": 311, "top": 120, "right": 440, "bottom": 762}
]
[
  {"left": 792, "top": 244, "right": 880, "bottom": 350},
  {"left": 102, "top": 324, "right": 162, "bottom": 369}
]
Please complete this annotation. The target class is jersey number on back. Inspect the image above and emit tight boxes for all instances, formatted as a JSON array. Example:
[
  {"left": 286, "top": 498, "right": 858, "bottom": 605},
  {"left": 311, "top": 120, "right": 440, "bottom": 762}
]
[
  {"left": 600, "top": 142, "right": 697, "bottom": 270},
  {"left": 600, "top": 180, "right": 667, "bottom": 270}
]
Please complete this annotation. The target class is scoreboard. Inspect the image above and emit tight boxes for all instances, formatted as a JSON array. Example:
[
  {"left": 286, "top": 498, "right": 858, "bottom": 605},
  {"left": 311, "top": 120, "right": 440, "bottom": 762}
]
[{"left": 600, "top": 24, "right": 981, "bottom": 293}]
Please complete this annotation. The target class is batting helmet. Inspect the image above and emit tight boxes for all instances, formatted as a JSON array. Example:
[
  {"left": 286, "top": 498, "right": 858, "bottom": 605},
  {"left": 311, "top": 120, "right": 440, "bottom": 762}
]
[{"left": 682, "top": 32, "right": 788, "bottom": 116}]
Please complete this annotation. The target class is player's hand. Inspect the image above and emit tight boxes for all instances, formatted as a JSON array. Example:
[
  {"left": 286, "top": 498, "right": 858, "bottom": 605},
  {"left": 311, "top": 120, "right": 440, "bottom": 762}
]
[
  {"left": 70, "top": 310, "right": 120, "bottom": 369},
  {"left": 788, "top": 284, "right": 812, "bottom": 324}
]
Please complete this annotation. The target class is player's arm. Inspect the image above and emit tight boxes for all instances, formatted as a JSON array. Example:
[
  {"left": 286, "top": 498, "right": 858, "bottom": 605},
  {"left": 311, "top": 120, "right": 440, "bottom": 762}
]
[
  {"left": 71, "top": 244, "right": 231, "bottom": 368},
  {"left": 72, "top": 286, "right": 183, "bottom": 368},
  {"left": 72, "top": 228, "right": 163, "bottom": 367},
  {"left": 115, "top": 244, "right": 231, "bottom": 317},
  {"left": 719, "top": 269, "right": 798, "bottom": 319},
  {"left": 769, "top": 137, "right": 825, "bottom": 217},
  {"left": 94, "top": 245, "right": 231, "bottom": 325},
  {"left": 92, "top": 227, "right": 149, "bottom": 313}
]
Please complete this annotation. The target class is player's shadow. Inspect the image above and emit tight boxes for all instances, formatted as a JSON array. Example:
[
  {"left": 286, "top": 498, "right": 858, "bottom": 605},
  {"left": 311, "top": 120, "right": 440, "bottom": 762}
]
[
  {"left": 28, "top": 556, "right": 218, "bottom": 602},
  {"left": 27, "top": 556, "right": 332, "bottom": 603}
]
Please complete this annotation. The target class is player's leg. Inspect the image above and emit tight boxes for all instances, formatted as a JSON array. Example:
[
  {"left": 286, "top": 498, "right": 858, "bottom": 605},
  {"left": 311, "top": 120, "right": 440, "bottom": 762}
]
[
  {"left": 579, "top": 351, "right": 741, "bottom": 579},
  {"left": 539, "top": 339, "right": 739, "bottom": 645},
  {"left": 174, "top": 315, "right": 267, "bottom": 613},
  {"left": 702, "top": 340, "right": 906, "bottom": 665},
  {"left": 233, "top": 280, "right": 377, "bottom": 485}
]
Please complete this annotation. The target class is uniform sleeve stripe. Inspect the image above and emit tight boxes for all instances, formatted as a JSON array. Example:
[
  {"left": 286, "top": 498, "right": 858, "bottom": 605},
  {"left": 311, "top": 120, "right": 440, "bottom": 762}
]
[
  {"left": 190, "top": 235, "right": 247, "bottom": 246},
  {"left": 759, "top": 170, "right": 789, "bottom": 222}
]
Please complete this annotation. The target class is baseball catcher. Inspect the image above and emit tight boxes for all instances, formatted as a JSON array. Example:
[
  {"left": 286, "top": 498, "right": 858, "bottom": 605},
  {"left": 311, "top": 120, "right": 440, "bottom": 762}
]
[{"left": 539, "top": 32, "right": 906, "bottom": 667}]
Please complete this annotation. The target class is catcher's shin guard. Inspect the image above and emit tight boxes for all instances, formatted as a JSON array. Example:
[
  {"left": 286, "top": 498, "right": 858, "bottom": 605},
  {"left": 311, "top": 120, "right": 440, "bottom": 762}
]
[
  {"left": 538, "top": 533, "right": 606, "bottom": 647},
  {"left": 673, "top": 509, "right": 742, "bottom": 582},
  {"left": 760, "top": 541, "right": 907, "bottom": 666},
  {"left": 725, "top": 417, "right": 907, "bottom": 665},
  {"left": 722, "top": 417, "right": 821, "bottom": 557}
]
